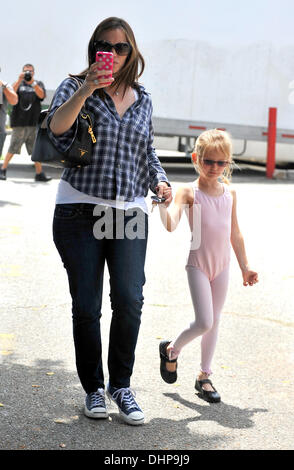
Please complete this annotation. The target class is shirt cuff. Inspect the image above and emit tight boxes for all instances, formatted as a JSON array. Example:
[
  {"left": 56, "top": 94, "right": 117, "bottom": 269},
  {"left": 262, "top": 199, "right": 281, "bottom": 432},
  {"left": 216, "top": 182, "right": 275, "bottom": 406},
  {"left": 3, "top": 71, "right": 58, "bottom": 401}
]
[
  {"left": 150, "top": 176, "right": 170, "bottom": 193},
  {"left": 47, "top": 112, "right": 78, "bottom": 154}
]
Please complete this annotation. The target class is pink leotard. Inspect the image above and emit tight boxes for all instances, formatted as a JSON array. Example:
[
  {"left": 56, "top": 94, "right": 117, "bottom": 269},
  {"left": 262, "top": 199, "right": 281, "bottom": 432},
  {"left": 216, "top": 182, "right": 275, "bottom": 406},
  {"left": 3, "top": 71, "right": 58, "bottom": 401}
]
[
  {"left": 186, "top": 183, "right": 233, "bottom": 281},
  {"left": 169, "top": 183, "right": 233, "bottom": 374}
]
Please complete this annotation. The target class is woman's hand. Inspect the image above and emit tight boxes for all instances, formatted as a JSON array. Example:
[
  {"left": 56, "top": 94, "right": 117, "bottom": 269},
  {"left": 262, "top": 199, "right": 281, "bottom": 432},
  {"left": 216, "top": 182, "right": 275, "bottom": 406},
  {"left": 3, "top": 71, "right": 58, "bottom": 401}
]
[
  {"left": 242, "top": 268, "right": 259, "bottom": 286},
  {"left": 81, "top": 62, "right": 114, "bottom": 97},
  {"left": 156, "top": 182, "right": 173, "bottom": 207}
]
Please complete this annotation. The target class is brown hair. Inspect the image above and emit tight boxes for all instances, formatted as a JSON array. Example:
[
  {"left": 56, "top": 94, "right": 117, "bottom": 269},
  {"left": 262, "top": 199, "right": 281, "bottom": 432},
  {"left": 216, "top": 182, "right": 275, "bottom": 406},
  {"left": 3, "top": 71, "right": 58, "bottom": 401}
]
[
  {"left": 23, "top": 64, "right": 34, "bottom": 71},
  {"left": 71, "top": 17, "right": 145, "bottom": 98},
  {"left": 192, "top": 129, "right": 233, "bottom": 184}
]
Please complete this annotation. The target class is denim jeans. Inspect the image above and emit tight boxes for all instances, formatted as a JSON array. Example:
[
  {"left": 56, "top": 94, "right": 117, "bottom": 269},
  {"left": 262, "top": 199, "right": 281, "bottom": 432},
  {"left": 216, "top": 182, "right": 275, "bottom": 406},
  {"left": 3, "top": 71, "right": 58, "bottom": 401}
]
[{"left": 53, "top": 203, "right": 148, "bottom": 393}]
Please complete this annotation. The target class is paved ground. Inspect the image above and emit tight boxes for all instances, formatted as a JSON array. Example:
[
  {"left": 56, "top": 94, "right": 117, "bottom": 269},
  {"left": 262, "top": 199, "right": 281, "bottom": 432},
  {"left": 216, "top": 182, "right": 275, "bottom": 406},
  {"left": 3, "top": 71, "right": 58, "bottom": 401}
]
[{"left": 0, "top": 153, "right": 293, "bottom": 452}]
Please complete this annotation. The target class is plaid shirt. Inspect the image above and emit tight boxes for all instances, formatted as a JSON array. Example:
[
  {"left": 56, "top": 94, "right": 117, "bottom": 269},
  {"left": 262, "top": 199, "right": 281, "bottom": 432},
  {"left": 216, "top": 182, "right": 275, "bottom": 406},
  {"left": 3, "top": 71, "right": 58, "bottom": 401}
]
[{"left": 47, "top": 78, "right": 169, "bottom": 202}]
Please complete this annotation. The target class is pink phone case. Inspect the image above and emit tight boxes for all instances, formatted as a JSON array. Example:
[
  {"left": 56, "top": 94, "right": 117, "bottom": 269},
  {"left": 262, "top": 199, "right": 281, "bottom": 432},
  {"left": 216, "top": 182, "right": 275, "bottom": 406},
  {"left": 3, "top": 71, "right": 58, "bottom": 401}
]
[{"left": 95, "top": 51, "right": 114, "bottom": 80}]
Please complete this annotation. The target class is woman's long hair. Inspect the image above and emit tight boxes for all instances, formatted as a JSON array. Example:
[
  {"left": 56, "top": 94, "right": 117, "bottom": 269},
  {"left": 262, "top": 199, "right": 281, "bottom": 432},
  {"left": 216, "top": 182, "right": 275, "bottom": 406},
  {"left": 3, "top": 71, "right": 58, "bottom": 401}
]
[{"left": 71, "top": 17, "right": 145, "bottom": 98}]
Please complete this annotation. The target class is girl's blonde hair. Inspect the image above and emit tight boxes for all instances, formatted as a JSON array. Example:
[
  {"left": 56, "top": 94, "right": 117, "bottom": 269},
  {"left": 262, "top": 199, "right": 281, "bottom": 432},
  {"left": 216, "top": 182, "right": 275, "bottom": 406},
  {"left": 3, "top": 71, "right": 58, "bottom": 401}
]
[{"left": 192, "top": 129, "right": 233, "bottom": 184}]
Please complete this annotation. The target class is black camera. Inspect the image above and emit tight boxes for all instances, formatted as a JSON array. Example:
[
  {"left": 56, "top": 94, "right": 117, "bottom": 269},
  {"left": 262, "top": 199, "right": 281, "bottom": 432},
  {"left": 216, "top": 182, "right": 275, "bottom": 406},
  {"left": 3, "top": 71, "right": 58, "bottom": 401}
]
[{"left": 24, "top": 71, "right": 32, "bottom": 81}]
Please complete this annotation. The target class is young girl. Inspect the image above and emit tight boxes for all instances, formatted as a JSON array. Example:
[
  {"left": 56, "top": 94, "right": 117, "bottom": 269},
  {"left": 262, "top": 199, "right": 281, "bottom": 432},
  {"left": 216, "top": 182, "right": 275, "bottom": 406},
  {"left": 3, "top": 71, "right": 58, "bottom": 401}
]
[{"left": 156, "top": 129, "right": 258, "bottom": 403}]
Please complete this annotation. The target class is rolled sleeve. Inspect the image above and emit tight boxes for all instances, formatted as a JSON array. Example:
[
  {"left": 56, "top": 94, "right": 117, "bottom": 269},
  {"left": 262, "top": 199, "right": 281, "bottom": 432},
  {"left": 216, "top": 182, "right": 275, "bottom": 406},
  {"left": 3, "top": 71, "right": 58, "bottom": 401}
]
[
  {"left": 147, "top": 118, "right": 169, "bottom": 193},
  {"left": 47, "top": 78, "right": 79, "bottom": 153}
]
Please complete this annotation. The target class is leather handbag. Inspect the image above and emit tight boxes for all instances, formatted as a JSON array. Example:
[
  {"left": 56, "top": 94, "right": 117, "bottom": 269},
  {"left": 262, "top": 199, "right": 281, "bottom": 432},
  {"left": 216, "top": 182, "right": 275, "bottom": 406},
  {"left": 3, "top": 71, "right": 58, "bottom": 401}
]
[{"left": 31, "top": 78, "right": 96, "bottom": 169}]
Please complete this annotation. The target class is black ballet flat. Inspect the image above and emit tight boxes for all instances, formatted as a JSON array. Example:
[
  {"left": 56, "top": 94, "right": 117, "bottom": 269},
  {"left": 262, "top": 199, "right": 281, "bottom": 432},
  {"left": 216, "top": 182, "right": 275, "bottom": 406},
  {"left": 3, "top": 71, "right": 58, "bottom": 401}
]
[
  {"left": 159, "top": 340, "right": 178, "bottom": 384},
  {"left": 195, "top": 379, "right": 221, "bottom": 403}
]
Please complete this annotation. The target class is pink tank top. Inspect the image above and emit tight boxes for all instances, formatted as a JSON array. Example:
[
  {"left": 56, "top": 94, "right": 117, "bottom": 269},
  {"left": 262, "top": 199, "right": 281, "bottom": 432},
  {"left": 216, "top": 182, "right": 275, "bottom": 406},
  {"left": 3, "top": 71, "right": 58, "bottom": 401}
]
[{"left": 186, "top": 183, "right": 233, "bottom": 281}]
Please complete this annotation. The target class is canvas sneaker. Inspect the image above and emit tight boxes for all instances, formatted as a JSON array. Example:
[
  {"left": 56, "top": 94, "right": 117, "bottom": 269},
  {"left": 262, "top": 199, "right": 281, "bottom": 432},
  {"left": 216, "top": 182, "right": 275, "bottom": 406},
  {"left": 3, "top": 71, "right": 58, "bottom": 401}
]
[
  {"left": 84, "top": 388, "right": 108, "bottom": 419},
  {"left": 107, "top": 385, "right": 144, "bottom": 425}
]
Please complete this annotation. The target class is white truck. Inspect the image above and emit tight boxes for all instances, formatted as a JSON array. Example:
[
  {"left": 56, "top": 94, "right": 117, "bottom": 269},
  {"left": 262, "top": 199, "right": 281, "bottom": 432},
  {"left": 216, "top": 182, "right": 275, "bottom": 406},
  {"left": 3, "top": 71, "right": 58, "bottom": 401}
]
[
  {"left": 141, "top": 39, "right": 294, "bottom": 168},
  {"left": 41, "top": 38, "right": 294, "bottom": 169}
]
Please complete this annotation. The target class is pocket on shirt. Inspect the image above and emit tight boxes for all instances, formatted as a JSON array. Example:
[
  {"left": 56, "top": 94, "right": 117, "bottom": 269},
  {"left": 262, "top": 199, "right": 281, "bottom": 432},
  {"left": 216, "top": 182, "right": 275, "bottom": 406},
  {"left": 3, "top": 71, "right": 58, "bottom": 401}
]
[
  {"left": 95, "top": 115, "right": 111, "bottom": 128},
  {"left": 93, "top": 116, "right": 111, "bottom": 139},
  {"left": 133, "top": 112, "right": 149, "bottom": 137}
]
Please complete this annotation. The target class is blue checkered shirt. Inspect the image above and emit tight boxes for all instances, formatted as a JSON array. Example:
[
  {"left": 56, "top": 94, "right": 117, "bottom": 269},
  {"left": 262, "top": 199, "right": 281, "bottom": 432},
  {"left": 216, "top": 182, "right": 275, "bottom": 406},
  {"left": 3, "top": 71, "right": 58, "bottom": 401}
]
[{"left": 47, "top": 78, "right": 169, "bottom": 201}]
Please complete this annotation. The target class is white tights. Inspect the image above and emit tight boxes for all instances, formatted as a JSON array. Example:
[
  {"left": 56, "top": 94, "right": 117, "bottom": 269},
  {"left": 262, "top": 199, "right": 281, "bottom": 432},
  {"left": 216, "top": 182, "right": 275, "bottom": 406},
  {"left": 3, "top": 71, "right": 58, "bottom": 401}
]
[{"left": 170, "top": 265, "right": 230, "bottom": 375}]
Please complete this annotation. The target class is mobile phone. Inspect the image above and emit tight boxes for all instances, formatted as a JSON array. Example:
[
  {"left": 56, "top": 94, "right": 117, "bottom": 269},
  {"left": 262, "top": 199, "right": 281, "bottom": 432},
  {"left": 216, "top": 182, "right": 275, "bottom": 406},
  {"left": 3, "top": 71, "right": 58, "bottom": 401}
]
[
  {"left": 151, "top": 195, "right": 166, "bottom": 203},
  {"left": 95, "top": 51, "right": 114, "bottom": 81}
]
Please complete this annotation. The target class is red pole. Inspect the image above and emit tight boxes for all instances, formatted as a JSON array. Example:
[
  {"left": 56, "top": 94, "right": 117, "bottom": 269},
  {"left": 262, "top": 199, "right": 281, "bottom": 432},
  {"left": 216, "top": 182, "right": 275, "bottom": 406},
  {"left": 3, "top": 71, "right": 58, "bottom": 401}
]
[{"left": 266, "top": 107, "right": 277, "bottom": 179}]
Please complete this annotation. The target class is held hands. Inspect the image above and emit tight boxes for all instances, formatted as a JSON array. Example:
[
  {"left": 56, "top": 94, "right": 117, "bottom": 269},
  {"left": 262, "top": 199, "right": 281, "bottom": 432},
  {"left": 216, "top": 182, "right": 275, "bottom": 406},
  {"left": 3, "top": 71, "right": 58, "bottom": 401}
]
[
  {"left": 156, "top": 182, "right": 172, "bottom": 207},
  {"left": 242, "top": 268, "right": 258, "bottom": 287},
  {"left": 82, "top": 62, "right": 114, "bottom": 96}
]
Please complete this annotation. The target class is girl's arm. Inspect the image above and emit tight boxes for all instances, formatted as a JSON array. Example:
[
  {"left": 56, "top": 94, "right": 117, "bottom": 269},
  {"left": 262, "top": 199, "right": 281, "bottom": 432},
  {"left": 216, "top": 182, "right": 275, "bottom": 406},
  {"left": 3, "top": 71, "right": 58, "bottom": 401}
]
[
  {"left": 158, "top": 185, "right": 193, "bottom": 232},
  {"left": 230, "top": 189, "right": 258, "bottom": 286}
]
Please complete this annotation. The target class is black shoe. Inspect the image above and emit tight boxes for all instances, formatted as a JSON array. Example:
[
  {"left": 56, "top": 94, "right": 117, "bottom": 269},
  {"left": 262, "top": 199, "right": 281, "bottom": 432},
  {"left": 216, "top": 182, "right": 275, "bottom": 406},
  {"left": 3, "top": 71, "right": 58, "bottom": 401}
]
[
  {"left": 159, "top": 340, "right": 178, "bottom": 384},
  {"left": 0, "top": 168, "right": 7, "bottom": 180},
  {"left": 35, "top": 172, "right": 52, "bottom": 182},
  {"left": 195, "top": 379, "right": 221, "bottom": 403}
]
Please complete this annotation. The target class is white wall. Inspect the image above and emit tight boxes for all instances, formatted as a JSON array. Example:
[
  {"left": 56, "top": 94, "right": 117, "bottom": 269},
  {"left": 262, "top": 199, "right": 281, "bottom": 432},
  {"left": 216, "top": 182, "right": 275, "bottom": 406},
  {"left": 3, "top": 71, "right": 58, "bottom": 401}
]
[{"left": 1, "top": 0, "right": 294, "bottom": 161}]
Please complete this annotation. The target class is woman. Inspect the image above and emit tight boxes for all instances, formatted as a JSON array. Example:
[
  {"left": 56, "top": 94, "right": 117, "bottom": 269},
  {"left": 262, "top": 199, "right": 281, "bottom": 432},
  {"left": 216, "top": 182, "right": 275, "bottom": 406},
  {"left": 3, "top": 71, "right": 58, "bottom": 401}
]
[{"left": 48, "top": 17, "right": 172, "bottom": 425}]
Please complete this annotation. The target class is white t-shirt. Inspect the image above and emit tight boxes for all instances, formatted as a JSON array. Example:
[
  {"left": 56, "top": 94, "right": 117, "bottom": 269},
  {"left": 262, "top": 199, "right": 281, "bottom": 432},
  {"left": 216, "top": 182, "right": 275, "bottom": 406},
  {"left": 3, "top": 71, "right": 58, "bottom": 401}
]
[{"left": 55, "top": 180, "right": 148, "bottom": 214}]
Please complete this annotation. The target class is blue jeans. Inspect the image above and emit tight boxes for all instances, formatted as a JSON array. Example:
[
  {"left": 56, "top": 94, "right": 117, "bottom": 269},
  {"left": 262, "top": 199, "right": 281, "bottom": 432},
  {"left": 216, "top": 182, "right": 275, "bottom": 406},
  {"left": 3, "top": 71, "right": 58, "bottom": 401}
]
[{"left": 53, "top": 203, "right": 148, "bottom": 393}]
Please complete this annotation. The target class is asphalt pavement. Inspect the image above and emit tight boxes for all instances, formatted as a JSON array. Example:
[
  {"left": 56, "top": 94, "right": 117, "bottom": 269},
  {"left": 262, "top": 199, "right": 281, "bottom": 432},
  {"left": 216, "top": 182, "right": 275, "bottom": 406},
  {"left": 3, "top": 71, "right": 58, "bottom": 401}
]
[{"left": 0, "top": 153, "right": 293, "bottom": 452}]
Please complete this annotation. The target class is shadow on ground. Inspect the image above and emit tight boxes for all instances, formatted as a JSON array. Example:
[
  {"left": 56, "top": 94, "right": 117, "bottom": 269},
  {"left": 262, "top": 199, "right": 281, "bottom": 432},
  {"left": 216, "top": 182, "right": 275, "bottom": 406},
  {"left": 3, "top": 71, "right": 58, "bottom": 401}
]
[{"left": 0, "top": 356, "right": 268, "bottom": 451}]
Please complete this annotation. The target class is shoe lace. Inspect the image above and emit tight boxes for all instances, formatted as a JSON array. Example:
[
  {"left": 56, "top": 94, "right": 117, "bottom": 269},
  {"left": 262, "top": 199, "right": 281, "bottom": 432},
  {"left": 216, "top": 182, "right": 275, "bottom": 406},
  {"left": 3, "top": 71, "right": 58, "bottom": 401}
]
[
  {"left": 88, "top": 388, "right": 105, "bottom": 408},
  {"left": 112, "top": 387, "right": 139, "bottom": 412}
]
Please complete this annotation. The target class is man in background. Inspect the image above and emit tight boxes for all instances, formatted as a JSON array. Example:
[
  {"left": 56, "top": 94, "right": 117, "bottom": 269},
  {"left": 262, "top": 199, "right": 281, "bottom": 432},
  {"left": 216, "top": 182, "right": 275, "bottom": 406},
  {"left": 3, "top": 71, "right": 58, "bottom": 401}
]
[
  {"left": 0, "top": 68, "right": 18, "bottom": 157},
  {"left": 0, "top": 64, "right": 51, "bottom": 182}
]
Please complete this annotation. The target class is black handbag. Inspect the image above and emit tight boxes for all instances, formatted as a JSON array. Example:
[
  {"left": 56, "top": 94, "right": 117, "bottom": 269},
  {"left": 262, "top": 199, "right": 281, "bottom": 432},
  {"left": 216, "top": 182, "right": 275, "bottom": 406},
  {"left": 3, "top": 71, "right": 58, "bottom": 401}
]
[{"left": 31, "top": 78, "right": 96, "bottom": 169}]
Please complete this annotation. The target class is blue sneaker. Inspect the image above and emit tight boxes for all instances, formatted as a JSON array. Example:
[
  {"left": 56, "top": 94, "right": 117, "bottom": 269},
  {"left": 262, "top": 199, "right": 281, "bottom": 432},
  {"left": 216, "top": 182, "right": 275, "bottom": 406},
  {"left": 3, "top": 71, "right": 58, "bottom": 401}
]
[
  {"left": 84, "top": 388, "right": 108, "bottom": 419},
  {"left": 107, "top": 385, "right": 145, "bottom": 425}
]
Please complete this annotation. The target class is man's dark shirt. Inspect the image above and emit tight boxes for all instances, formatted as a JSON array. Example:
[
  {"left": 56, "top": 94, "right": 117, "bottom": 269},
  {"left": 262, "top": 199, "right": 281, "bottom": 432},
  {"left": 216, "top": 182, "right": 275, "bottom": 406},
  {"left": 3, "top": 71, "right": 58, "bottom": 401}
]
[{"left": 10, "top": 80, "right": 46, "bottom": 127}]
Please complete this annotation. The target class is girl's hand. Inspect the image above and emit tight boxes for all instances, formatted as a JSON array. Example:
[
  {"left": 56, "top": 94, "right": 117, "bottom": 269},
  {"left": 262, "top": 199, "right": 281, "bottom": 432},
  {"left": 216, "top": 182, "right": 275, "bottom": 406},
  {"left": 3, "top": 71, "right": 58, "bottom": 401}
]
[
  {"left": 242, "top": 269, "right": 258, "bottom": 286},
  {"left": 82, "top": 62, "right": 114, "bottom": 96}
]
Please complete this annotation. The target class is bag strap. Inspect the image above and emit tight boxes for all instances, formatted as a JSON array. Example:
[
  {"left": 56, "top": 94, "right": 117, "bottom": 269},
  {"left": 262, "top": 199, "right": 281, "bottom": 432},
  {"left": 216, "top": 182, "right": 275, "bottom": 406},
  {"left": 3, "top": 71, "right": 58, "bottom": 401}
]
[{"left": 70, "top": 77, "right": 96, "bottom": 143}]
